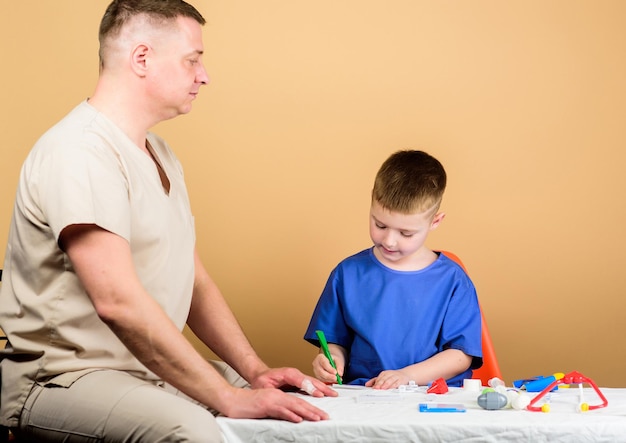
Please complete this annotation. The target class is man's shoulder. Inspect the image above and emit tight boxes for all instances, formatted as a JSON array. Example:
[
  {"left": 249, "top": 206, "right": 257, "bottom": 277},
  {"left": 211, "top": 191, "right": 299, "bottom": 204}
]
[
  {"left": 34, "top": 102, "right": 100, "bottom": 148},
  {"left": 31, "top": 101, "right": 130, "bottom": 161}
]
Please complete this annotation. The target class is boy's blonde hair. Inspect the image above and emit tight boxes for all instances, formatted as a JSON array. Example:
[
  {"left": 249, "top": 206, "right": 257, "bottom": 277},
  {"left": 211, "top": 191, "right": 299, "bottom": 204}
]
[{"left": 372, "top": 150, "right": 447, "bottom": 215}]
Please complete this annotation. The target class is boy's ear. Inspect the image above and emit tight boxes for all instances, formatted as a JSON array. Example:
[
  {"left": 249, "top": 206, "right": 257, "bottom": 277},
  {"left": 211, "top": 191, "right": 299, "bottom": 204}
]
[{"left": 430, "top": 212, "right": 446, "bottom": 230}]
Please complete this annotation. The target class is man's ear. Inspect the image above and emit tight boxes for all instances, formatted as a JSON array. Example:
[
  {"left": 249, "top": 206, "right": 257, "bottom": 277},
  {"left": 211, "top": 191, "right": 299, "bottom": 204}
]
[
  {"left": 430, "top": 212, "right": 446, "bottom": 230},
  {"left": 130, "top": 43, "right": 150, "bottom": 77}
]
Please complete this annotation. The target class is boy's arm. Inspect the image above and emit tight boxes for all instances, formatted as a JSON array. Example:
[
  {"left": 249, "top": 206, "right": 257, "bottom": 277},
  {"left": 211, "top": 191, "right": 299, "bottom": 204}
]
[{"left": 365, "top": 349, "right": 472, "bottom": 389}]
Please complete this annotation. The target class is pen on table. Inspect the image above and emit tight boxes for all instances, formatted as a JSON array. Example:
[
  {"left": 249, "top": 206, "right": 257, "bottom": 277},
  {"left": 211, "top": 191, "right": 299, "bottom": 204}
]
[{"left": 315, "top": 330, "right": 342, "bottom": 385}]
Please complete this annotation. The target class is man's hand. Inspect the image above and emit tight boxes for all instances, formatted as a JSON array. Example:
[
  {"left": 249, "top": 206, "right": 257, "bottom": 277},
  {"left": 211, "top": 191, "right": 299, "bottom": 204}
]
[
  {"left": 222, "top": 387, "right": 331, "bottom": 423},
  {"left": 251, "top": 367, "right": 337, "bottom": 398}
]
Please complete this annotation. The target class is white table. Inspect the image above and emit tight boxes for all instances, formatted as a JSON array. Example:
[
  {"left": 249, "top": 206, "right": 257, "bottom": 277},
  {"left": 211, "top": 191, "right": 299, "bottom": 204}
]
[{"left": 217, "top": 385, "right": 626, "bottom": 442}]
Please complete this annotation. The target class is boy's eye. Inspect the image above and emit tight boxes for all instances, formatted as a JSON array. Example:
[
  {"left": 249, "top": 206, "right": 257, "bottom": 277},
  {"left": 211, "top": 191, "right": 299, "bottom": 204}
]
[
  {"left": 401, "top": 232, "right": 415, "bottom": 238},
  {"left": 375, "top": 223, "right": 386, "bottom": 230}
]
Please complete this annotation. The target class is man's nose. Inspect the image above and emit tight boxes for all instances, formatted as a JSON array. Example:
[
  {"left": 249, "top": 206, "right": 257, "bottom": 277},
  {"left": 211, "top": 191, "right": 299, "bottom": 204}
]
[{"left": 197, "top": 65, "right": 210, "bottom": 85}]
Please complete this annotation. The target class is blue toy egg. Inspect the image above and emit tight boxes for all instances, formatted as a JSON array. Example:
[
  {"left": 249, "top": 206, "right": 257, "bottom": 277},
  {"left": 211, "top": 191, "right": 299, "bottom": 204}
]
[{"left": 477, "top": 391, "right": 508, "bottom": 410}]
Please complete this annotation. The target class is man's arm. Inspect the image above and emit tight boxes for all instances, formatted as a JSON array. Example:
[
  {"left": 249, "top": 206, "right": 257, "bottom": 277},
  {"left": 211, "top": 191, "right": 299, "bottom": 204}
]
[
  {"left": 187, "top": 249, "right": 337, "bottom": 396},
  {"left": 185, "top": 249, "right": 270, "bottom": 382},
  {"left": 61, "top": 224, "right": 332, "bottom": 421}
]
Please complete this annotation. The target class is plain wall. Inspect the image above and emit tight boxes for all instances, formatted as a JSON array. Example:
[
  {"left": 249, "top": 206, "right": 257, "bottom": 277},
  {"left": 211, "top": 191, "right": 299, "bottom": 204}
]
[{"left": 1, "top": 1, "right": 625, "bottom": 387}]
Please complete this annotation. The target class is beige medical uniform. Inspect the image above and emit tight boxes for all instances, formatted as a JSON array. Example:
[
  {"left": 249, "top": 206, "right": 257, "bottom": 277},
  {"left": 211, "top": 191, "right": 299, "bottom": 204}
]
[{"left": 0, "top": 101, "right": 238, "bottom": 442}]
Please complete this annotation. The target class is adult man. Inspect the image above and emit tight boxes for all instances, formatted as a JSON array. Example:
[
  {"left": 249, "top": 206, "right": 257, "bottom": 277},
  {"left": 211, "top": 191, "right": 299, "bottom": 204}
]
[{"left": 0, "top": 1, "right": 334, "bottom": 441}]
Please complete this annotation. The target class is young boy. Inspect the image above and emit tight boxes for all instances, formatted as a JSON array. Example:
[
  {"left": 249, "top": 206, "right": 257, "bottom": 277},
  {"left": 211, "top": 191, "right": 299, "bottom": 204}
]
[{"left": 304, "top": 150, "right": 483, "bottom": 389}]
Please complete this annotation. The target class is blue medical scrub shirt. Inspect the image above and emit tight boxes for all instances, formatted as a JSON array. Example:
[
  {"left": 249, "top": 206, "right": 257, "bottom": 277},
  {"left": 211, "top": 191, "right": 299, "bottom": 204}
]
[{"left": 304, "top": 249, "right": 482, "bottom": 387}]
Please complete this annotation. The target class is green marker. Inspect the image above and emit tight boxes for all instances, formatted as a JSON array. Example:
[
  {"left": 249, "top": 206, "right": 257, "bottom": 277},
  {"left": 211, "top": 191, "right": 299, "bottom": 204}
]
[{"left": 315, "top": 330, "right": 342, "bottom": 384}]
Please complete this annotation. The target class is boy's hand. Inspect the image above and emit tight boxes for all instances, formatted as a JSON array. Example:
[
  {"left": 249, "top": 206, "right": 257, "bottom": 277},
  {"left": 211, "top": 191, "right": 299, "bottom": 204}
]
[
  {"left": 365, "top": 369, "right": 411, "bottom": 390},
  {"left": 312, "top": 353, "right": 344, "bottom": 384}
]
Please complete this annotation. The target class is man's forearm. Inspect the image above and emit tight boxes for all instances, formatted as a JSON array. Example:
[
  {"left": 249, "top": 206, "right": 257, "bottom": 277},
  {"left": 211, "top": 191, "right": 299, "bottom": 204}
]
[{"left": 186, "top": 256, "right": 270, "bottom": 382}]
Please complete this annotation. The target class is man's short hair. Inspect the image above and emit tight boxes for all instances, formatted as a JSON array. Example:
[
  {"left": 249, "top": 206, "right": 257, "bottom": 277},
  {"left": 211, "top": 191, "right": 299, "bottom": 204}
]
[{"left": 98, "top": 0, "right": 206, "bottom": 66}]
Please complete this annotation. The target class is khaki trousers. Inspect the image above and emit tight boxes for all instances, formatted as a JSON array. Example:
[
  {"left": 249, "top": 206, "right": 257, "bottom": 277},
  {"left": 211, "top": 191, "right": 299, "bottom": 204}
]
[{"left": 15, "top": 361, "right": 247, "bottom": 443}]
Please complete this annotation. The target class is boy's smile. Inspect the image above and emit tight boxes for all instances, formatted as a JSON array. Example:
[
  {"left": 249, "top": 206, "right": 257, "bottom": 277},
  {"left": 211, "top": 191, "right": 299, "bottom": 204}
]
[{"left": 369, "top": 200, "right": 444, "bottom": 271}]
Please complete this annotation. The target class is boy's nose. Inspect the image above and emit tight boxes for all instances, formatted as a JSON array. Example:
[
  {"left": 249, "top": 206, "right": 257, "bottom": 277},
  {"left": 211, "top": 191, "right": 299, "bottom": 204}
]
[{"left": 382, "top": 232, "right": 397, "bottom": 247}]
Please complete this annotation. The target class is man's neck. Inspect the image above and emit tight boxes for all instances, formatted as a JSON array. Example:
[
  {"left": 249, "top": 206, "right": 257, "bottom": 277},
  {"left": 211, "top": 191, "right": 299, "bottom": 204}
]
[{"left": 88, "top": 79, "right": 153, "bottom": 152}]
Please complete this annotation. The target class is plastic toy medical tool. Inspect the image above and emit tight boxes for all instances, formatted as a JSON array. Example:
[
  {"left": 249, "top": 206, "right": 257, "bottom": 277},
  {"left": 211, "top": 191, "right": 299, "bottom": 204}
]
[
  {"left": 514, "top": 373, "right": 564, "bottom": 392},
  {"left": 477, "top": 390, "right": 508, "bottom": 410},
  {"left": 427, "top": 378, "right": 449, "bottom": 394},
  {"left": 419, "top": 403, "right": 466, "bottom": 413},
  {"left": 526, "top": 371, "right": 608, "bottom": 412}
]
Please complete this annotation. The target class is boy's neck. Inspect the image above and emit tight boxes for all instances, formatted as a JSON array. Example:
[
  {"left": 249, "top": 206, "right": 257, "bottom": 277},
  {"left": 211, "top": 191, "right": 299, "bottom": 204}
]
[{"left": 372, "top": 247, "right": 438, "bottom": 271}]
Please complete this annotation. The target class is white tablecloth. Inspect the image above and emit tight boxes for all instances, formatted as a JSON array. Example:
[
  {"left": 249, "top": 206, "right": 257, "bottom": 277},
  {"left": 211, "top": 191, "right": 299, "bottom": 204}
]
[{"left": 217, "top": 385, "right": 626, "bottom": 442}]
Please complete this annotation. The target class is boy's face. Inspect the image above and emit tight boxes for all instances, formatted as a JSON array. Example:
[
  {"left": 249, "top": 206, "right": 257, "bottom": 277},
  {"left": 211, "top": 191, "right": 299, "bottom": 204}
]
[{"left": 369, "top": 200, "right": 444, "bottom": 270}]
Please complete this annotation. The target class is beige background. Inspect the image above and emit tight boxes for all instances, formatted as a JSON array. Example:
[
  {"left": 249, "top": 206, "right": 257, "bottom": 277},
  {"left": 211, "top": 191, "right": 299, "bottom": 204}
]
[{"left": 1, "top": 1, "right": 625, "bottom": 387}]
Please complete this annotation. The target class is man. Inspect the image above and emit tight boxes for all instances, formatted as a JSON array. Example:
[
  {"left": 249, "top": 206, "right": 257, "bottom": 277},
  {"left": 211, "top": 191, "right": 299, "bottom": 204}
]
[{"left": 0, "top": 1, "right": 335, "bottom": 441}]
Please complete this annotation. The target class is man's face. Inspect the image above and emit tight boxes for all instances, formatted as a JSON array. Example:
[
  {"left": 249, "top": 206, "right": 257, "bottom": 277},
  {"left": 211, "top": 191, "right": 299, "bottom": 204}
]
[{"left": 147, "top": 16, "right": 209, "bottom": 118}]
